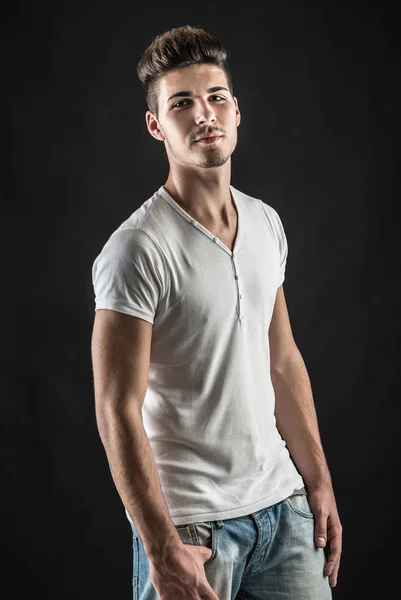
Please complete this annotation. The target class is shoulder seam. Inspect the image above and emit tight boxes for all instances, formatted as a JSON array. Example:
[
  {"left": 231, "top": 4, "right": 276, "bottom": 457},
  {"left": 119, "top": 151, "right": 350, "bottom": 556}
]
[
  {"left": 137, "top": 226, "right": 170, "bottom": 301},
  {"left": 258, "top": 199, "right": 279, "bottom": 250}
]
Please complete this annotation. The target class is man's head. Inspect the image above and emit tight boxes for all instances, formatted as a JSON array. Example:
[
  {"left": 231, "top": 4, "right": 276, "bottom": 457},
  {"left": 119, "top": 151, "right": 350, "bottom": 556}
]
[{"left": 137, "top": 25, "right": 241, "bottom": 170}]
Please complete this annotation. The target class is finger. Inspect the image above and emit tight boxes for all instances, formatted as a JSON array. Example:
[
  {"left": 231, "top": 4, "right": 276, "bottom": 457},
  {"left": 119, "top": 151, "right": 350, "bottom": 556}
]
[
  {"left": 325, "top": 556, "right": 339, "bottom": 578},
  {"left": 314, "top": 521, "right": 327, "bottom": 548},
  {"left": 200, "top": 583, "right": 219, "bottom": 600},
  {"left": 328, "top": 555, "right": 341, "bottom": 588},
  {"left": 324, "top": 531, "right": 342, "bottom": 572},
  {"left": 201, "top": 548, "right": 213, "bottom": 566},
  {"left": 324, "top": 537, "right": 342, "bottom": 586},
  {"left": 329, "top": 565, "right": 339, "bottom": 588}
]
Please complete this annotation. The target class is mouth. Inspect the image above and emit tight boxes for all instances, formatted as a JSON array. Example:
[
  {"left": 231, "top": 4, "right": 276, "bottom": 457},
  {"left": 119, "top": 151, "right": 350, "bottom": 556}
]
[{"left": 196, "top": 135, "right": 222, "bottom": 144}]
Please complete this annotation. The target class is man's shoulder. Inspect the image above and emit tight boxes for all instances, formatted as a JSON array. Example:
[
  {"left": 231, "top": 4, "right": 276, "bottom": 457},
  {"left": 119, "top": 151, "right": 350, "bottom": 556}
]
[
  {"left": 231, "top": 184, "right": 281, "bottom": 223},
  {"left": 94, "top": 189, "right": 166, "bottom": 261},
  {"left": 117, "top": 188, "right": 162, "bottom": 233},
  {"left": 231, "top": 184, "right": 277, "bottom": 211}
]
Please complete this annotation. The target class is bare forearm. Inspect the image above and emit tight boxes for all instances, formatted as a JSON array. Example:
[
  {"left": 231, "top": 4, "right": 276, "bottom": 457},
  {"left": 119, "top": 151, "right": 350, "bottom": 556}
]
[
  {"left": 271, "top": 353, "right": 332, "bottom": 490},
  {"left": 96, "top": 404, "right": 181, "bottom": 560}
]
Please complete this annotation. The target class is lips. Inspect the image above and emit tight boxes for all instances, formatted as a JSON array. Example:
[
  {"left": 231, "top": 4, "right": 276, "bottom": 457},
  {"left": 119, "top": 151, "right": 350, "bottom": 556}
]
[{"left": 196, "top": 135, "right": 222, "bottom": 142}]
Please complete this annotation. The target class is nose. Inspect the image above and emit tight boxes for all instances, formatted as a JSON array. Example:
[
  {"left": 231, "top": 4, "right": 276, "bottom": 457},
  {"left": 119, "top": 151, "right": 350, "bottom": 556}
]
[{"left": 194, "top": 101, "right": 217, "bottom": 126}]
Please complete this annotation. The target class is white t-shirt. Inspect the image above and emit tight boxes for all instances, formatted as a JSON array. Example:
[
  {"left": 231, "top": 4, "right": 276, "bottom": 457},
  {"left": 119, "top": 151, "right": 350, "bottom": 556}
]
[{"left": 92, "top": 184, "right": 305, "bottom": 526}]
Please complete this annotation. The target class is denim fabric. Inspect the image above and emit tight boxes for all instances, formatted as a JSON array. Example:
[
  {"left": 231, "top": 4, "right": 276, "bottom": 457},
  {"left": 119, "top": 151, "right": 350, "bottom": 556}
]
[{"left": 129, "top": 487, "right": 332, "bottom": 599}]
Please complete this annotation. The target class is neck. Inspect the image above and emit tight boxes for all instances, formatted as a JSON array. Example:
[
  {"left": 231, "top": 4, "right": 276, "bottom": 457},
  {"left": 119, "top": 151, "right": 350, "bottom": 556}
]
[{"left": 163, "top": 168, "right": 234, "bottom": 227}]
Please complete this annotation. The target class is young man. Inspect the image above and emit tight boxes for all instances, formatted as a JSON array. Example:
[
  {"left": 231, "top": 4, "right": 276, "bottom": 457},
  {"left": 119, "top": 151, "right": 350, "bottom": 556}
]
[{"left": 91, "top": 25, "right": 342, "bottom": 600}]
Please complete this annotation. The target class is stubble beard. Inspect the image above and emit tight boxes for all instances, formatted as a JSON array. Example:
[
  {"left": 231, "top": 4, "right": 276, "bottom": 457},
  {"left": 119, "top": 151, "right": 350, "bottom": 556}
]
[{"left": 165, "top": 134, "right": 232, "bottom": 169}]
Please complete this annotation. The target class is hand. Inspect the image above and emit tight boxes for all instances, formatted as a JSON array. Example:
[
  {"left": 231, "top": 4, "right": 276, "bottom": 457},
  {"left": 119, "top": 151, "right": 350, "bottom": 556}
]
[
  {"left": 149, "top": 542, "right": 219, "bottom": 600},
  {"left": 306, "top": 484, "right": 343, "bottom": 588}
]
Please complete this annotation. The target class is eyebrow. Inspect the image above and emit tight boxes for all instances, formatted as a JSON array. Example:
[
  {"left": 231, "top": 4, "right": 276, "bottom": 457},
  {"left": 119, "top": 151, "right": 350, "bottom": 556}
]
[{"left": 167, "top": 86, "right": 229, "bottom": 103}]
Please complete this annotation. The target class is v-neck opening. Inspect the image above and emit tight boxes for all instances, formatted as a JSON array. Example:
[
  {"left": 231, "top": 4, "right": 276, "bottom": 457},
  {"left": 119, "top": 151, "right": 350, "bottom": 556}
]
[{"left": 159, "top": 184, "right": 242, "bottom": 256}]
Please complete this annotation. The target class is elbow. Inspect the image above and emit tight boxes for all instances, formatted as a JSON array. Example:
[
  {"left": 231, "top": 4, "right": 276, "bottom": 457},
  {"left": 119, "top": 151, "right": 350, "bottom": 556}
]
[
  {"left": 95, "top": 398, "right": 142, "bottom": 443},
  {"left": 270, "top": 346, "right": 302, "bottom": 383},
  {"left": 95, "top": 402, "right": 115, "bottom": 442}
]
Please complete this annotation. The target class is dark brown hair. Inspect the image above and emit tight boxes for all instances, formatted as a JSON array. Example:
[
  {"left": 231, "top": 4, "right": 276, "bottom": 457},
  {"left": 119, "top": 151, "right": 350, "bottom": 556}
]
[{"left": 137, "top": 25, "right": 234, "bottom": 119}]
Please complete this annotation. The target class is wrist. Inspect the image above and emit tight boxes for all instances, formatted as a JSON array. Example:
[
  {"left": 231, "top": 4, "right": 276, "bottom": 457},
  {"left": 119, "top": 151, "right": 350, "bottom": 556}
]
[
  {"left": 146, "top": 534, "right": 183, "bottom": 563},
  {"left": 304, "top": 474, "right": 332, "bottom": 492}
]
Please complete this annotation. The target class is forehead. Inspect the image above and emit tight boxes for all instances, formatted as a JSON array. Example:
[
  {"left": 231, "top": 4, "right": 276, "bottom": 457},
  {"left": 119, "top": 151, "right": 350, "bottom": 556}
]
[{"left": 159, "top": 64, "right": 228, "bottom": 98}]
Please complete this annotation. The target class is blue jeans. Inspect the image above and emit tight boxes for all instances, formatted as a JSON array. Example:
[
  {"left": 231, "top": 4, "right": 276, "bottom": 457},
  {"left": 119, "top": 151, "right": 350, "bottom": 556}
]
[{"left": 129, "top": 487, "right": 332, "bottom": 599}]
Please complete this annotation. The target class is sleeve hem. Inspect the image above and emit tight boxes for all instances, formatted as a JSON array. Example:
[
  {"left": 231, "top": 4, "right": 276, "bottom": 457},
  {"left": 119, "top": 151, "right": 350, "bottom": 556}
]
[{"left": 94, "top": 299, "right": 154, "bottom": 324}]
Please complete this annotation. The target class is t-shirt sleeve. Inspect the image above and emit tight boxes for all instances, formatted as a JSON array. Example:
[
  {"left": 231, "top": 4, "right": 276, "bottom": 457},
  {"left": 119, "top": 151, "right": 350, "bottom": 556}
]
[
  {"left": 91, "top": 227, "right": 166, "bottom": 324},
  {"left": 261, "top": 202, "right": 289, "bottom": 288}
]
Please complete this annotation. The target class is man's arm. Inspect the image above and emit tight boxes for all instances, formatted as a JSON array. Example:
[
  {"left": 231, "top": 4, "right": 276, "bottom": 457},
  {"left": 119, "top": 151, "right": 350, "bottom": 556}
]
[
  {"left": 91, "top": 309, "right": 182, "bottom": 560},
  {"left": 268, "top": 284, "right": 332, "bottom": 490}
]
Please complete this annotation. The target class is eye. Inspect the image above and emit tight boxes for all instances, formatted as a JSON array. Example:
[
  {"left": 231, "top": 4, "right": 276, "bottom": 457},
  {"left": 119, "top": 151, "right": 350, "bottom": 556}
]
[
  {"left": 172, "top": 95, "right": 225, "bottom": 109},
  {"left": 172, "top": 99, "right": 190, "bottom": 109}
]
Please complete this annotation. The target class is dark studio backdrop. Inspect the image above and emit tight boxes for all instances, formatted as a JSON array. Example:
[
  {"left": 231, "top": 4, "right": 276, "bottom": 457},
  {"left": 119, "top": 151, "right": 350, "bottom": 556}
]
[{"left": 2, "top": 1, "right": 400, "bottom": 598}]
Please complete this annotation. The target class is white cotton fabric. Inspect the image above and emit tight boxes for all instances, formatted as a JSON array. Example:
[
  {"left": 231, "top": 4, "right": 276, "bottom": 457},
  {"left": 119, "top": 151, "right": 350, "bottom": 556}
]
[{"left": 92, "top": 184, "right": 305, "bottom": 526}]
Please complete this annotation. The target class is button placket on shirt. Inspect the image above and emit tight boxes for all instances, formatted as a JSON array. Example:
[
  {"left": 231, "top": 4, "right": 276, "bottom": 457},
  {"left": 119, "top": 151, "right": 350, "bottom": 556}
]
[
  {"left": 193, "top": 227, "right": 243, "bottom": 323},
  {"left": 162, "top": 189, "right": 243, "bottom": 323},
  {"left": 232, "top": 253, "right": 242, "bottom": 321},
  {"left": 208, "top": 232, "right": 242, "bottom": 323}
]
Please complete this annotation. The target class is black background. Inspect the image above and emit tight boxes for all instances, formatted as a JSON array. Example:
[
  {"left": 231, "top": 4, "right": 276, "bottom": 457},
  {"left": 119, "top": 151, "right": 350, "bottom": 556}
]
[{"left": 3, "top": 1, "right": 400, "bottom": 598}]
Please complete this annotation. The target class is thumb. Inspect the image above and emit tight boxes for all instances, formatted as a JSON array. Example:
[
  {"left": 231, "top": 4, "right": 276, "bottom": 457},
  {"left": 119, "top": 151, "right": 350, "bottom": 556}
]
[
  {"left": 315, "top": 525, "right": 327, "bottom": 548},
  {"left": 202, "top": 546, "right": 213, "bottom": 560}
]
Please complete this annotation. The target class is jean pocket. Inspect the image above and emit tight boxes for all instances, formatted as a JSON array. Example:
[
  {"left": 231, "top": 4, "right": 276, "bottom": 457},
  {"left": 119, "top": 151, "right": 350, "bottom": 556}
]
[
  {"left": 174, "top": 521, "right": 218, "bottom": 564},
  {"left": 285, "top": 493, "right": 314, "bottom": 519}
]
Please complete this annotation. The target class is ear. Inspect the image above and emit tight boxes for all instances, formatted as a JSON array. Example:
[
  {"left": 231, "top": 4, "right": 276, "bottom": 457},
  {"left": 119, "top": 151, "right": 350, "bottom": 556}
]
[
  {"left": 146, "top": 111, "right": 166, "bottom": 141},
  {"left": 233, "top": 96, "right": 241, "bottom": 127}
]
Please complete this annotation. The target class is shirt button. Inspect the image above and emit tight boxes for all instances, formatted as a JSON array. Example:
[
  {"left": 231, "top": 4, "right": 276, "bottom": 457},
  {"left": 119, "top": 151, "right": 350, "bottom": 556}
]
[
  {"left": 234, "top": 275, "right": 238, "bottom": 280},
  {"left": 213, "top": 236, "right": 217, "bottom": 242},
  {"left": 240, "top": 295, "right": 242, "bottom": 299}
]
